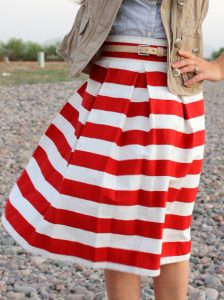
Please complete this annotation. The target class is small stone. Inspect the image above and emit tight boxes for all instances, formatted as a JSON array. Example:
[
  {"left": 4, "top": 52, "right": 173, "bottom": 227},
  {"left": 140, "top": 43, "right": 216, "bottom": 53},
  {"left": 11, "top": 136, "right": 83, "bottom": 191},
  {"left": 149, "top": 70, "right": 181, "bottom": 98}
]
[
  {"left": 188, "top": 287, "right": 206, "bottom": 300},
  {"left": 89, "top": 273, "right": 100, "bottom": 281},
  {"left": 201, "top": 223, "right": 210, "bottom": 232},
  {"left": 204, "top": 288, "right": 219, "bottom": 299},
  {"left": 67, "top": 295, "right": 85, "bottom": 300},
  {"left": 203, "top": 275, "right": 222, "bottom": 288},
  {"left": 30, "top": 256, "right": 47, "bottom": 265},
  {"left": 20, "top": 269, "right": 32, "bottom": 276},
  {"left": 93, "top": 293, "right": 107, "bottom": 300},
  {"left": 56, "top": 284, "right": 65, "bottom": 291},
  {"left": 13, "top": 285, "right": 37, "bottom": 296},
  {"left": 190, "top": 257, "right": 201, "bottom": 264},
  {"left": 212, "top": 214, "right": 224, "bottom": 223},
  {"left": 6, "top": 292, "right": 25, "bottom": 300}
]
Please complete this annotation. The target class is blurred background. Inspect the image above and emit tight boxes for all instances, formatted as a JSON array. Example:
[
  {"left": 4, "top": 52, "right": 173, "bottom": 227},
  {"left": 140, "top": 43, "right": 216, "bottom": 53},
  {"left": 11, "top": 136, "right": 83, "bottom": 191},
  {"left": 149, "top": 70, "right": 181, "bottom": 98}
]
[{"left": 0, "top": 0, "right": 223, "bottom": 85}]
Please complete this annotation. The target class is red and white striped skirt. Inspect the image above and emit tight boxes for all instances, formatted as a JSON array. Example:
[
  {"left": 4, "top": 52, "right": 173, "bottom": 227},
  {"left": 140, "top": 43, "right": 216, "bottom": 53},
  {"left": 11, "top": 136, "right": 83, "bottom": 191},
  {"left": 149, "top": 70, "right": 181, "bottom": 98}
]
[{"left": 1, "top": 35, "right": 206, "bottom": 277}]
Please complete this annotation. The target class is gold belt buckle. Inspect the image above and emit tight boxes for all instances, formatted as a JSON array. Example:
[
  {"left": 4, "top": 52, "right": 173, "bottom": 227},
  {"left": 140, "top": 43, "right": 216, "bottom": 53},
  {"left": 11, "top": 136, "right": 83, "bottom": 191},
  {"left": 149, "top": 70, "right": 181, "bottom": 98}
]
[
  {"left": 138, "top": 44, "right": 151, "bottom": 56},
  {"left": 138, "top": 44, "right": 166, "bottom": 56}
]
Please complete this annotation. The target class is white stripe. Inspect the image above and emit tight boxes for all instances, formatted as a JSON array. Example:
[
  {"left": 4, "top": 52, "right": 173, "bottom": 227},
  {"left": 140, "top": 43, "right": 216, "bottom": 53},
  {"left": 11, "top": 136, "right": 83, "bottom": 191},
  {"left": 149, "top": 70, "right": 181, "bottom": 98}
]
[
  {"left": 1, "top": 215, "right": 162, "bottom": 277},
  {"left": 65, "top": 164, "right": 202, "bottom": 190},
  {"left": 51, "top": 113, "right": 75, "bottom": 148},
  {"left": 39, "top": 131, "right": 205, "bottom": 182},
  {"left": 83, "top": 78, "right": 103, "bottom": 97},
  {"left": 38, "top": 134, "right": 69, "bottom": 174},
  {"left": 163, "top": 227, "right": 191, "bottom": 242},
  {"left": 23, "top": 157, "right": 167, "bottom": 223},
  {"left": 87, "top": 80, "right": 202, "bottom": 104},
  {"left": 160, "top": 253, "right": 191, "bottom": 265},
  {"left": 25, "top": 156, "right": 59, "bottom": 200},
  {"left": 19, "top": 157, "right": 198, "bottom": 221},
  {"left": 77, "top": 136, "right": 205, "bottom": 162},
  {"left": 87, "top": 109, "right": 205, "bottom": 133},
  {"left": 90, "top": 59, "right": 204, "bottom": 104},
  {"left": 87, "top": 77, "right": 181, "bottom": 103},
  {"left": 8, "top": 185, "right": 163, "bottom": 254},
  {"left": 181, "top": 92, "right": 204, "bottom": 104},
  {"left": 67, "top": 89, "right": 83, "bottom": 105},
  {"left": 106, "top": 34, "right": 168, "bottom": 46},
  {"left": 166, "top": 201, "right": 195, "bottom": 217},
  {"left": 37, "top": 130, "right": 204, "bottom": 174},
  {"left": 95, "top": 56, "right": 167, "bottom": 73}
]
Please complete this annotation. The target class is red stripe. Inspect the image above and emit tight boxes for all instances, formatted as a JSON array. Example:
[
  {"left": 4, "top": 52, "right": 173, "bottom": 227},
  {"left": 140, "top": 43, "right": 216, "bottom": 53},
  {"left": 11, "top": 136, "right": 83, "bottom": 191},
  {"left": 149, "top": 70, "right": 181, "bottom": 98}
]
[
  {"left": 16, "top": 158, "right": 199, "bottom": 212},
  {"left": 101, "top": 51, "right": 167, "bottom": 62},
  {"left": 17, "top": 169, "right": 49, "bottom": 215},
  {"left": 94, "top": 65, "right": 168, "bottom": 87},
  {"left": 5, "top": 201, "right": 190, "bottom": 269},
  {"left": 33, "top": 133, "right": 204, "bottom": 185},
  {"left": 74, "top": 87, "right": 204, "bottom": 120},
  {"left": 59, "top": 101, "right": 84, "bottom": 139},
  {"left": 162, "top": 240, "right": 192, "bottom": 258},
  {"left": 39, "top": 121, "right": 200, "bottom": 176},
  {"left": 89, "top": 63, "right": 168, "bottom": 86},
  {"left": 44, "top": 123, "right": 71, "bottom": 161},
  {"left": 38, "top": 150, "right": 201, "bottom": 209},
  {"left": 33, "top": 145, "right": 63, "bottom": 185},
  {"left": 15, "top": 171, "right": 191, "bottom": 236},
  {"left": 76, "top": 81, "right": 87, "bottom": 97},
  {"left": 165, "top": 214, "right": 192, "bottom": 230},
  {"left": 61, "top": 178, "right": 199, "bottom": 206},
  {"left": 80, "top": 91, "right": 204, "bottom": 119},
  {"left": 60, "top": 102, "right": 79, "bottom": 128},
  {"left": 82, "top": 123, "right": 205, "bottom": 148},
  {"left": 16, "top": 172, "right": 164, "bottom": 238},
  {"left": 38, "top": 149, "right": 199, "bottom": 205},
  {"left": 69, "top": 150, "right": 203, "bottom": 176},
  {"left": 168, "top": 186, "right": 199, "bottom": 203}
]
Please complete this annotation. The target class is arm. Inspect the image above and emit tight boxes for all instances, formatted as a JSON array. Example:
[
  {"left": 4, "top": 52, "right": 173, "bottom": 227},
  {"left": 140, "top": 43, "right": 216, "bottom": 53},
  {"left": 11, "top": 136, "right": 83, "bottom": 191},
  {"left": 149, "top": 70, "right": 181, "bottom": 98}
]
[
  {"left": 212, "top": 53, "right": 224, "bottom": 81},
  {"left": 171, "top": 50, "right": 224, "bottom": 86}
]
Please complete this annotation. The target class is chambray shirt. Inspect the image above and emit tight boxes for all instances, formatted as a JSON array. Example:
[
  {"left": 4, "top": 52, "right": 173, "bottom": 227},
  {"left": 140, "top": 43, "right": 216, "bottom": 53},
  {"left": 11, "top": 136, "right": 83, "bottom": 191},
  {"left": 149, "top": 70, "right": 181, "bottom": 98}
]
[{"left": 109, "top": 0, "right": 166, "bottom": 39}]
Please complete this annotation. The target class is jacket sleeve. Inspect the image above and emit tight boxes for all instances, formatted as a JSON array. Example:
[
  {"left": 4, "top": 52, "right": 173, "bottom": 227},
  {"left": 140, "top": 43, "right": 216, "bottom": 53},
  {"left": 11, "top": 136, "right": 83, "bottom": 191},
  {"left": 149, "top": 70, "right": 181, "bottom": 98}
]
[
  {"left": 55, "top": 4, "right": 86, "bottom": 62},
  {"left": 82, "top": 48, "right": 102, "bottom": 75}
]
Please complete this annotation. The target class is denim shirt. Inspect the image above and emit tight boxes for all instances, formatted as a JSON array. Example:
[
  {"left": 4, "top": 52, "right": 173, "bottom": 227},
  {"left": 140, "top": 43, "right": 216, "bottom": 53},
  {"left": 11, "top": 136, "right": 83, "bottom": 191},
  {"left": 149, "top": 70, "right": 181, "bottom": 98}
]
[{"left": 109, "top": 0, "right": 166, "bottom": 39}]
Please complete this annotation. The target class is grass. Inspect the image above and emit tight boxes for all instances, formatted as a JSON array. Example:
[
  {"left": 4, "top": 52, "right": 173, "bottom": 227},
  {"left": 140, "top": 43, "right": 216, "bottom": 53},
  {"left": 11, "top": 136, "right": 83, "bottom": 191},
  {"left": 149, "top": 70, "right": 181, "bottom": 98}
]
[{"left": 0, "top": 61, "right": 88, "bottom": 86}]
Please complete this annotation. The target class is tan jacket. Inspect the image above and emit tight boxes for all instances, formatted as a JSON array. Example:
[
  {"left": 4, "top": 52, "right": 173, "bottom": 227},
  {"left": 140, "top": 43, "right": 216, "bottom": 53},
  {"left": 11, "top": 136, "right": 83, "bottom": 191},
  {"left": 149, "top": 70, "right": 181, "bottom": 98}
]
[{"left": 55, "top": 0, "right": 209, "bottom": 96}]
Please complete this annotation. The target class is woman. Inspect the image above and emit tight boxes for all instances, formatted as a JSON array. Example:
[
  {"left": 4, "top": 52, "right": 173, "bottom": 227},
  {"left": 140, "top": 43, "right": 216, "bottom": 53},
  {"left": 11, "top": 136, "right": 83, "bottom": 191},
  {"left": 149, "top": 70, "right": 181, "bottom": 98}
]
[{"left": 2, "top": 0, "right": 224, "bottom": 299}]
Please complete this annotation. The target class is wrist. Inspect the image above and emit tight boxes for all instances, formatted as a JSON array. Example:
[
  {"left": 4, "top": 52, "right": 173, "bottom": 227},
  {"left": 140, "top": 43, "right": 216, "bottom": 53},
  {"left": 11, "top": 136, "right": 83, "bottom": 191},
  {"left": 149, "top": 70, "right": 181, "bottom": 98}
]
[{"left": 213, "top": 59, "right": 224, "bottom": 81}]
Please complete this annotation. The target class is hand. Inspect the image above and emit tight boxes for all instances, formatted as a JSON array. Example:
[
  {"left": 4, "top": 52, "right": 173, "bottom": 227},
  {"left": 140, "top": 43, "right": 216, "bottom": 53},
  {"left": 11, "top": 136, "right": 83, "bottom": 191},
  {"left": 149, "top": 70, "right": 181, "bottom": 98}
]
[{"left": 171, "top": 49, "right": 223, "bottom": 87}]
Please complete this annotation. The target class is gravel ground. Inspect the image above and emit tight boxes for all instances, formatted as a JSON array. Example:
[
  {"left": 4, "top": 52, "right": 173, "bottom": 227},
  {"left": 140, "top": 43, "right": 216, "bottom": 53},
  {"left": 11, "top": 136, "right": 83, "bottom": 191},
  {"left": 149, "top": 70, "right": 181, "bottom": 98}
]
[{"left": 0, "top": 79, "right": 224, "bottom": 300}]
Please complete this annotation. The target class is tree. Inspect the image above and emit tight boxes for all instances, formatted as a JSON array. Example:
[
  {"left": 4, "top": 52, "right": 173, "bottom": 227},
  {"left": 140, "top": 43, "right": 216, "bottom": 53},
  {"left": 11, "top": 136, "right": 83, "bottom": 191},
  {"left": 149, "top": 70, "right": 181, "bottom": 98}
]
[
  {"left": 3, "top": 38, "right": 26, "bottom": 61},
  {"left": 211, "top": 48, "right": 224, "bottom": 60},
  {"left": 23, "top": 41, "right": 44, "bottom": 61},
  {"left": 0, "top": 41, "right": 5, "bottom": 60}
]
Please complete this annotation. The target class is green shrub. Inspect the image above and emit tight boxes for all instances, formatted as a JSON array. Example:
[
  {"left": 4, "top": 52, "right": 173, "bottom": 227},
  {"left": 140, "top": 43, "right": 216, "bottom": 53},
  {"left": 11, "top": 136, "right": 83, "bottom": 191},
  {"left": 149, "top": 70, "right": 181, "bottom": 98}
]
[
  {"left": 0, "top": 41, "right": 6, "bottom": 60},
  {"left": 3, "top": 38, "right": 26, "bottom": 61},
  {"left": 23, "top": 41, "right": 44, "bottom": 61},
  {"left": 211, "top": 48, "right": 224, "bottom": 60},
  {"left": 44, "top": 44, "right": 63, "bottom": 61}
]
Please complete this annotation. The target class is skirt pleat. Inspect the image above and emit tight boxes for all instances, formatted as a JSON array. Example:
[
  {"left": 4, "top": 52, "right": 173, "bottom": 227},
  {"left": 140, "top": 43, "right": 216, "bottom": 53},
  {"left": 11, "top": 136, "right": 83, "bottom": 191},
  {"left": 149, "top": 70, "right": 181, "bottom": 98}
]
[{"left": 1, "top": 35, "right": 205, "bottom": 277}]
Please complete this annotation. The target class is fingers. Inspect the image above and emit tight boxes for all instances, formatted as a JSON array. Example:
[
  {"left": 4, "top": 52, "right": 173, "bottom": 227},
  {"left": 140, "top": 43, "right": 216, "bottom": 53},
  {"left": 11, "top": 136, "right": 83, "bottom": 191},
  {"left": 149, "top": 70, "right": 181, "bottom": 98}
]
[
  {"left": 183, "top": 73, "right": 204, "bottom": 86},
  {"left": 178, "top": 65, "right": 198, "bottom": 74},
  {"left": 171, "top": 58, "right": 195, "bottom": 69},
  {"left": 178, "top": 49, "right": 195, "bottom": 58},
  {"left": 171, "top": 49, "right": 199, "bottom": 68},
  {"left": 171, "top": 49, "right": 204, "bottom": 86}
]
